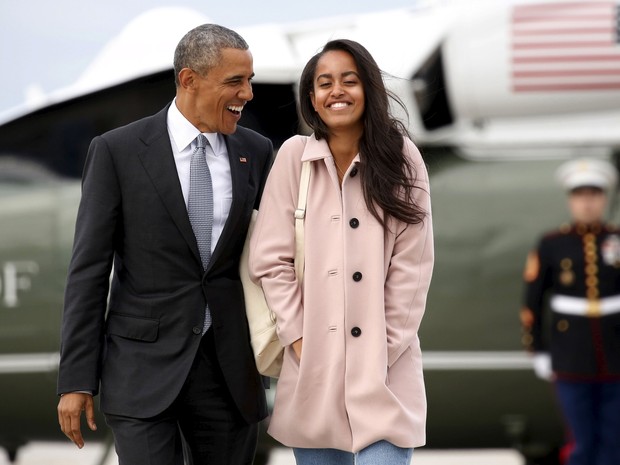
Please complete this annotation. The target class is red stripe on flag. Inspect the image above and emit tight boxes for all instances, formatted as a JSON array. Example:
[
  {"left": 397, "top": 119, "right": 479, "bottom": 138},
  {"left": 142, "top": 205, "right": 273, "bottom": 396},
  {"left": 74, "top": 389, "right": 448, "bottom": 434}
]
[
  {"left": 513, "top": 82, "right": 620, "bottom": 92},
  {"left": 512, "top": 27, "right": 616, "bottom": 35},
  {"left": 513, "top": 41, "right": 615, "bottom": 49},
  {"left": 513, "top": 54, "right": 620, "bottom": 63},
  {"left": 513, "top": 2, "right": 616, "bottom": 14},
  {"left": 513, "top": 68, "right": 620, "bottom": 78},
  {"left": 513, "top": 13, "right": 615, "bottom": 23}
]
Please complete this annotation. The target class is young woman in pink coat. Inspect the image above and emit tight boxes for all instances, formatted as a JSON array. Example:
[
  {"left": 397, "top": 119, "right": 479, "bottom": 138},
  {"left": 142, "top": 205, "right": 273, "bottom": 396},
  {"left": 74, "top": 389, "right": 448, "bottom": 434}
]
[{"left": 249, "top": 39, "right": 434, "bottom": 465}]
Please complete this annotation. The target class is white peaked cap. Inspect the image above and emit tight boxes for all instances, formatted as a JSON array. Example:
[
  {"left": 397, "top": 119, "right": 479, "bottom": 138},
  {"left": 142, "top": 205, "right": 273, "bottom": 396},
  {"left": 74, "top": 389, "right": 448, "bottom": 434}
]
[{"left": 556, "top": 158, "right": 618, "bottom": 192}]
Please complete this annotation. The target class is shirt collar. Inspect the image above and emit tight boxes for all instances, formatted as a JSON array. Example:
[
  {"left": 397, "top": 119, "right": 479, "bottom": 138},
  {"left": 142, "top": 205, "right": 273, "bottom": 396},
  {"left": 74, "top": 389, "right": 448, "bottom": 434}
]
[{"left": 167, "top": 99, "right": 225, "bottom": 156}]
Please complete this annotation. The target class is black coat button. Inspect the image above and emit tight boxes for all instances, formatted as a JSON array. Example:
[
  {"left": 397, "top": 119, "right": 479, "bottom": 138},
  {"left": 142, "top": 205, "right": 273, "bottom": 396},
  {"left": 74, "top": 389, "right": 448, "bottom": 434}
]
[
  {"left": 351, "top": 327, "right": 362, "bottom": 337},
  {"left": 349, "top": 218, "right": 359, "bottom": 228},
  {"left": 192, "top": 326, "right": 201, "bottom": 335},
  {"left": 352, "top": 272, "right": 362, "bottom": 282},
  {"left": 350, "top": 167, "right": 358, "bottom": 177}
]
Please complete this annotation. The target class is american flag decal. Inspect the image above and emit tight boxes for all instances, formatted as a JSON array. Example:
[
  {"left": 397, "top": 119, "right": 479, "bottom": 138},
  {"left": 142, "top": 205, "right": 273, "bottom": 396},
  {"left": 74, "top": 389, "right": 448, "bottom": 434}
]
[{"left": 511, "top": 1, "right": 620, "bottom": 92}]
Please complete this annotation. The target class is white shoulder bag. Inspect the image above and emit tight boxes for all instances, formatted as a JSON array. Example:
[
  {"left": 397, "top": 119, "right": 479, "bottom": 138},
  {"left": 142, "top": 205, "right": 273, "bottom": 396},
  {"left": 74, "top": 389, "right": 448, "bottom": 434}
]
[{"left": 240, "top": 160, "right": 311, "bottom": 378}]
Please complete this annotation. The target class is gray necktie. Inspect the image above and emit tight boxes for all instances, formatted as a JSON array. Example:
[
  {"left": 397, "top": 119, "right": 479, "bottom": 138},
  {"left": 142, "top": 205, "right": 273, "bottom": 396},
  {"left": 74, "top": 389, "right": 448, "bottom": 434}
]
[{"left": 188, "top": 134, "right": 213, "bottom": 334}]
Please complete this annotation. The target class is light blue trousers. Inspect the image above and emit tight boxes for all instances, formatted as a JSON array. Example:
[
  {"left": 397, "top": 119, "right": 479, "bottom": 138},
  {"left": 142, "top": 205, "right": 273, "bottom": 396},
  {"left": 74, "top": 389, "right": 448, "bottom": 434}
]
[{"left": 293, "top": 440, "right": 414, "bottom": 465}]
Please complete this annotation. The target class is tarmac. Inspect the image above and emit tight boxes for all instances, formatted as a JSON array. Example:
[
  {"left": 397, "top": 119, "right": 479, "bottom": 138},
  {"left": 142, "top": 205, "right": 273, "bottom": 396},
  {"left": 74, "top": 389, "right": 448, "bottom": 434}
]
[{"left": 0, "top": 442, "right": 525, "bottom": 465}]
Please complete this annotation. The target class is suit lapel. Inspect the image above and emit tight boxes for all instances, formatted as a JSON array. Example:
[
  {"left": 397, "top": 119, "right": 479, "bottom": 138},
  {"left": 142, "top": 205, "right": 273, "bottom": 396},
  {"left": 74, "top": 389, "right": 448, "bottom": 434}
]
[
  {"left": 208, "top": 133, "right": 251, "bottom": 269},
  {"left": 136, "top": 107, "right": 252, "bottom": 272},
  {"left": 137, "top": 106, "right": 202, "bottom": 268}
]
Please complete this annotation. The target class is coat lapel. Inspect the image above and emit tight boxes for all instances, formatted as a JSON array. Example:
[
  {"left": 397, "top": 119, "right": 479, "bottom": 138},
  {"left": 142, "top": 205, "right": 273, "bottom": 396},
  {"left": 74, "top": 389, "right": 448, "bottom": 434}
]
[{"left": 137, "top": 106, "right": 202, "bottom": 268}]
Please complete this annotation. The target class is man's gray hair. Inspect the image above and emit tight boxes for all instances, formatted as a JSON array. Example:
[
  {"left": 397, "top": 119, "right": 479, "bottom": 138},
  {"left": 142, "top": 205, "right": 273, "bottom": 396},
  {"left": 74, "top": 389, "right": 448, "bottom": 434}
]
[{"left": 173, "top": 24, "right": 249, "bottom": 86}]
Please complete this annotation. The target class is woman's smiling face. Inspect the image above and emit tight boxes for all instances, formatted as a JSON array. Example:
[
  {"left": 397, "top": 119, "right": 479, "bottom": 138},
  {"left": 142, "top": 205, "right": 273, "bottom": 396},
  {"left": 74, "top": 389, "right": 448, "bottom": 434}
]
[{"left": 310, "top": 50, "right": 365, "bottom": 134}]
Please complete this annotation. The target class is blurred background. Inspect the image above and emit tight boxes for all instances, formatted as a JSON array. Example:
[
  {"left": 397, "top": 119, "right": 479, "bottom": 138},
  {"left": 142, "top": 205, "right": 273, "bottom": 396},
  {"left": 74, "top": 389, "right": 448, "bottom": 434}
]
[{"left": 1, "top": 0, "right": 619, "bottom": 464}]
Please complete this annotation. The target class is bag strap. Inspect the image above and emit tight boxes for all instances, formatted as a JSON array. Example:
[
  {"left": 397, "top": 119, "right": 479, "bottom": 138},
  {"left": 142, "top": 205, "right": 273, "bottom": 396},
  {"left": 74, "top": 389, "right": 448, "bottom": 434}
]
[{"left": 294, "top": 161, "right": 311, "bottom": 282}]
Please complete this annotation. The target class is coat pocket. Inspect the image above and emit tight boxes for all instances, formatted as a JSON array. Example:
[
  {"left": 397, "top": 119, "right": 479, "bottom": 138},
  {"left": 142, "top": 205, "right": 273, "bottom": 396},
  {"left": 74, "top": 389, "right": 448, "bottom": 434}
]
[{"left": 106, "top": 312, "right": 159, "bottom": 342}]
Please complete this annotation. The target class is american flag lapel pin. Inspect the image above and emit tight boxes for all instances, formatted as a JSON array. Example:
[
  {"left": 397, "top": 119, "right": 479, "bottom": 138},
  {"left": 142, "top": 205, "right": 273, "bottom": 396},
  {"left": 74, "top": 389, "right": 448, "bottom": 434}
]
[{"left": 239, "top": 156, "right": 247, "bottom": 163}]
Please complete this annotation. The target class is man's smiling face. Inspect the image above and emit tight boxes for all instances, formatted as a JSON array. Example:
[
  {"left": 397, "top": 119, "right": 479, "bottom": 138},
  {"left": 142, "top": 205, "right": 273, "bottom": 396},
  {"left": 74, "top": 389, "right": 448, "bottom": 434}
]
[{"left": 189, "top": 47, "right": 254, "bottom": 134}]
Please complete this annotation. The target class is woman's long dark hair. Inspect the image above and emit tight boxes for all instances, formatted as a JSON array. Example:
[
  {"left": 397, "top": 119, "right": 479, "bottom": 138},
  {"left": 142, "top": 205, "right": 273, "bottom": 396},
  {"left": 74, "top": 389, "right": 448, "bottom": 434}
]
[{"left": 299, "top": 39, "right": 426, "bottom": 227}]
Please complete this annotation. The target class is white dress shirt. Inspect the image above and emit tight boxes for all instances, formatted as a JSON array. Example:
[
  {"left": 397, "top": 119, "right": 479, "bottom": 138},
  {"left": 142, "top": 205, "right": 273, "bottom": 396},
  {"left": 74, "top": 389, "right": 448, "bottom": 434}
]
[{"left": 167, "top": 99, "right": 233, "bottom": 254}]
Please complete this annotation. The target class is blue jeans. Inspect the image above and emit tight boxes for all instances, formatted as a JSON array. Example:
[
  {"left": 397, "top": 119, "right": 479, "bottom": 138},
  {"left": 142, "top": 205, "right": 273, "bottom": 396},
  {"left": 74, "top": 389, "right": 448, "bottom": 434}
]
[
  {"left": 555, "top": 380, "right": 620, "bottom": 465},
  {"left": 293, "top": 440, "right": 414, "bottom": 465}
]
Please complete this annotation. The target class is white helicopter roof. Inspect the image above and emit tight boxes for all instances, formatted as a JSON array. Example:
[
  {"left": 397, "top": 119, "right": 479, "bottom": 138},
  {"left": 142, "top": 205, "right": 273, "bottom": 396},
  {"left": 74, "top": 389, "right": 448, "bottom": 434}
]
[
  {"left": 0, "top": 4, "right": 453, "bottom": 125},
  {"left": 73, "top": 7, "right": 211, "bottom": 94},
  {"left": 0, "top": 7, "right": 204, "bottom": 123}
]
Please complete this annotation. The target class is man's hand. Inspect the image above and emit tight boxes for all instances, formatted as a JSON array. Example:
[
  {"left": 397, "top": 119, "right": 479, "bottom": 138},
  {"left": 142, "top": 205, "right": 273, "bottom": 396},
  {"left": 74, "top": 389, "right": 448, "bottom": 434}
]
[{"left": 57, "top": 392, "right": 97, "bottom": 448}]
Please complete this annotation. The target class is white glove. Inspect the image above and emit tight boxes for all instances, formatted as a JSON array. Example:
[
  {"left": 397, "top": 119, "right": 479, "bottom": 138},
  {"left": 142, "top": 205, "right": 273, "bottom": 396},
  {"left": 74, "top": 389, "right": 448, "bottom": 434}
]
[{"left": 532, "top": 353, "right": 553, "bottom": 381}]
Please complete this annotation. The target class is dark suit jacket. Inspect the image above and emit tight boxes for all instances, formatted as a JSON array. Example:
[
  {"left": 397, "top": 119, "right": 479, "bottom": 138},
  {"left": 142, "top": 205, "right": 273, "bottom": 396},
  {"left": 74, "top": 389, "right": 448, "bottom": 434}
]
[{"left": 57, "top": 104, "right": 271, "bottom": 423}]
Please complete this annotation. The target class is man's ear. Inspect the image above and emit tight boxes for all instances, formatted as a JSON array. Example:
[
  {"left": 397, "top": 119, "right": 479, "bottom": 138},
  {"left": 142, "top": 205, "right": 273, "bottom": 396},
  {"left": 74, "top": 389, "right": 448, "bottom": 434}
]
[{"left": 178, "top": 68, "right": 196, "bottom": 91}]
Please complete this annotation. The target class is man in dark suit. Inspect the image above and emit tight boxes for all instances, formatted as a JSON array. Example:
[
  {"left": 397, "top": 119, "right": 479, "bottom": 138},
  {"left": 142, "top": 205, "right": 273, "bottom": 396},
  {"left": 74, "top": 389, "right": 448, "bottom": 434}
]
[{"left": 57, "top": 24, "right": 271, "bottom": 464}]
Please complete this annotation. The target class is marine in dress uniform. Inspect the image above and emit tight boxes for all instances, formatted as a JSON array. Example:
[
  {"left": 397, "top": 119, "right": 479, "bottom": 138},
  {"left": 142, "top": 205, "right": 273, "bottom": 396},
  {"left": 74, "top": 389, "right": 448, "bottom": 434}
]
[{"left": 520, "top": 158, "right": 620, "bottom": 465}]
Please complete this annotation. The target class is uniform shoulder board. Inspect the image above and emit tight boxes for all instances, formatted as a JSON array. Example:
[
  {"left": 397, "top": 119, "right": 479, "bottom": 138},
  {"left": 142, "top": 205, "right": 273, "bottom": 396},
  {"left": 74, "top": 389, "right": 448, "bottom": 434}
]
[
  {"left": 558, "top": 223, "right": 571, "bottom": 234},
  {"left": 542, "top": 224, "right": 571, "bottom": 240}
]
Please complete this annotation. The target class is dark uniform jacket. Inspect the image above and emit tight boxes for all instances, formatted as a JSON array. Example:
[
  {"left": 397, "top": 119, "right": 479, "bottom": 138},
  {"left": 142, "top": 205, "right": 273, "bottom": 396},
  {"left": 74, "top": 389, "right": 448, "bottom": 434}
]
[{"left": 522, "top": 222, "right": 620, "bottom": 381}]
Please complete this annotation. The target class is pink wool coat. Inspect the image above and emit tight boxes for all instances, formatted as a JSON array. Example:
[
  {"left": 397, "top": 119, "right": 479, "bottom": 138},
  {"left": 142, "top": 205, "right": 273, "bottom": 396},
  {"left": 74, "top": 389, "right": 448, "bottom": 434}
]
[{"left": 249, "top": 134, "right": 434, "bottom": 452}]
